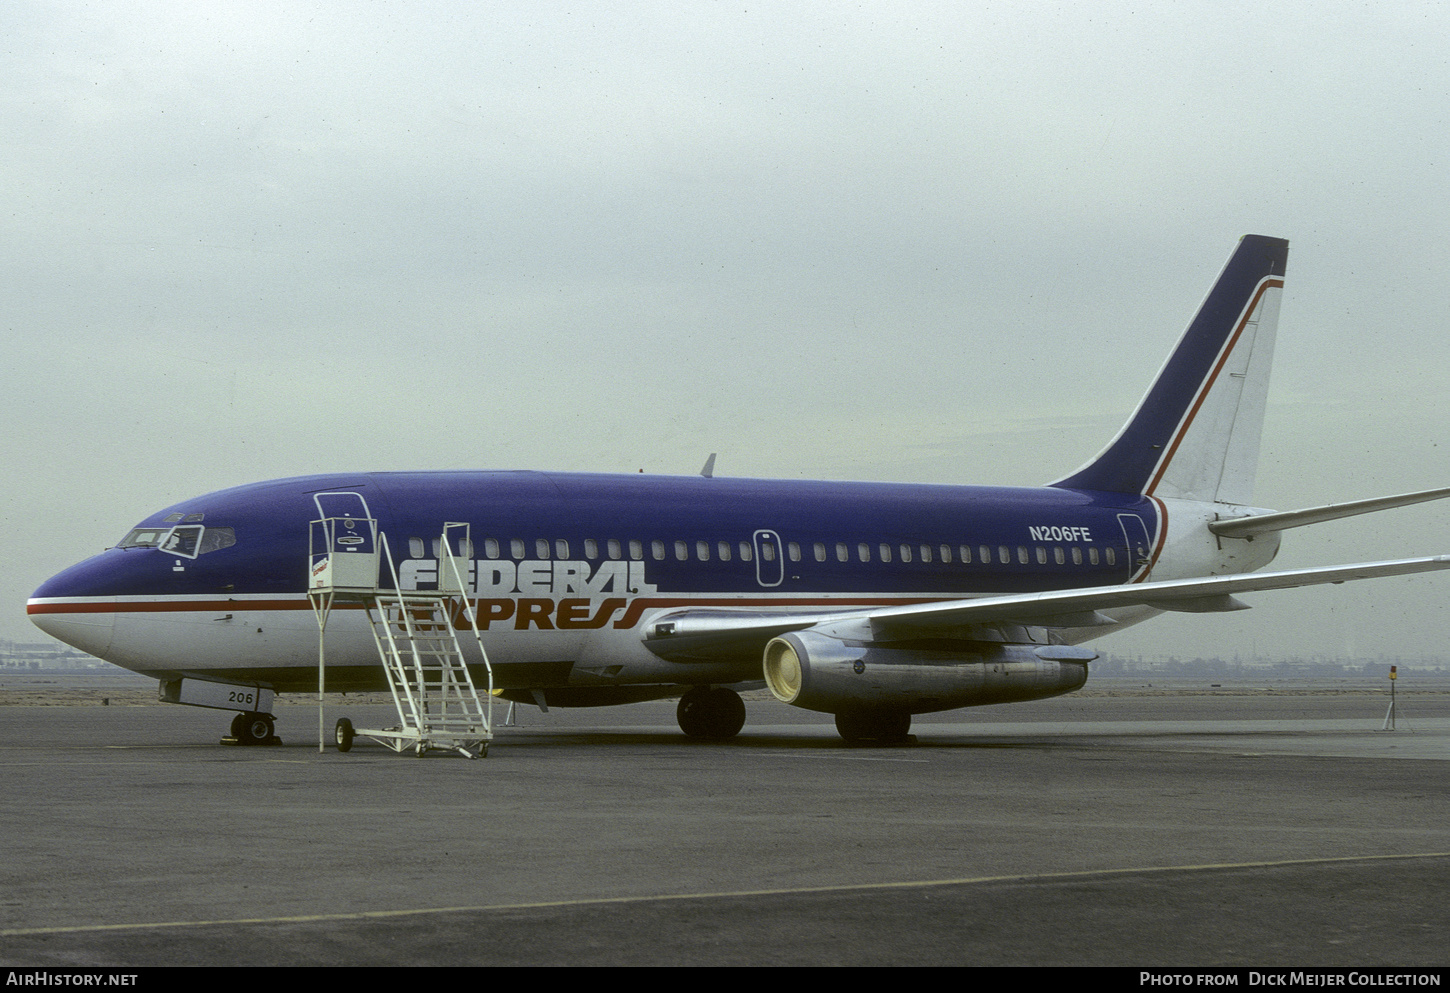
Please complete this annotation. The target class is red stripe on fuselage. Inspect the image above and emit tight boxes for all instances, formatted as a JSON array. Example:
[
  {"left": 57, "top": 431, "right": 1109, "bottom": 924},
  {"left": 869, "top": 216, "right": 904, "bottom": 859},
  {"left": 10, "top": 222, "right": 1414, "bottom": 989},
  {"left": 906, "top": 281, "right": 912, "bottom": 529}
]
[
  {"left": 27, "top": 595, "right": 938, "bottom": 619},
  {"left": 27, "top": 598, "right": 318, "bottom": 615}
]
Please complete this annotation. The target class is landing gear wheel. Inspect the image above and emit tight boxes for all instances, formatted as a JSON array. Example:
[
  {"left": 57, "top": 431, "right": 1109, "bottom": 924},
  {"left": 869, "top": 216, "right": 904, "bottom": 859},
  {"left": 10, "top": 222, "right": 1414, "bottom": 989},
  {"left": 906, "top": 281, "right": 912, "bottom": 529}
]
[
  {"left": 677, "top": 686, "right": 747, "bottom": 740},
  {"left": 234, "top": 712, "right": 275, "bottom": 745},
  {"left": 335, "top": 718, "right": 355, "bottom": 753},
  {"left": 834, "top": 709, "right": 912, "bottom": 744}
]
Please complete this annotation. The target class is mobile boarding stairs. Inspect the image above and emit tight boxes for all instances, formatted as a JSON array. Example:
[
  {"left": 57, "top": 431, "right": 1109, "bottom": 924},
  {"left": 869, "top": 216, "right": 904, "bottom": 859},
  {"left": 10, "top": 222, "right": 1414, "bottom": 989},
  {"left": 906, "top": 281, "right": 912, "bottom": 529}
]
[{"left": 309, "top": 518, "right": 494, "bottom": 759}]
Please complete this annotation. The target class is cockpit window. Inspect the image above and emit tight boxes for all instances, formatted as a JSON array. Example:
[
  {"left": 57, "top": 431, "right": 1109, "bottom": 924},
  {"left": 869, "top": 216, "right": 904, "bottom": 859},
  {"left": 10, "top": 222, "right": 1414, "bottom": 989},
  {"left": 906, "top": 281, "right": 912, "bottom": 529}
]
[
  {"left": 118, "top": 525, "right": 236, "bottom": 557},
  {"left": 160, "top": 525, "right": 202, "bottom": 557},
  {"left": 198, "top": 527, "right": 236, "bottom": 554},
  {"left": 117, "top": 527, "right": 171, "bottom": 549}
]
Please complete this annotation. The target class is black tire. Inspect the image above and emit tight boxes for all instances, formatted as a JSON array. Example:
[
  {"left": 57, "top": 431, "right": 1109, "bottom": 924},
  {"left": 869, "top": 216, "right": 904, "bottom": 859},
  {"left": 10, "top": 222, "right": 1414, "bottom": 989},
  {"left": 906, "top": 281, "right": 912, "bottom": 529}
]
[
  {"left": 236, "top": 713, "right": 274, "bottom": 745},
  {"left": 335, "top": 718, "right": 355, "bottom": 753},
  {"left": 677, "top": 686, "right": 747, "bottom": 740},
  {"left": 834, "top": 708, "right": 912, "bottom": 744}
]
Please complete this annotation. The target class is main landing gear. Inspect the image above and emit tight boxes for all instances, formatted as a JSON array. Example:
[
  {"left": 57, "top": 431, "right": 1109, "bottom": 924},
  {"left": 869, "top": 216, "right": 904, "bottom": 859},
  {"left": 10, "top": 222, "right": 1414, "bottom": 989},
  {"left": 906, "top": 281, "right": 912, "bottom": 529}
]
[
  {"left": 223, "top": 711, "right": 281, "bottom": 746},
  {"left": 676, "top": 686, "right": 746, "bottom": 740},
  {"left": 833, "top": 708, "right": 914, "bottom": 744}
]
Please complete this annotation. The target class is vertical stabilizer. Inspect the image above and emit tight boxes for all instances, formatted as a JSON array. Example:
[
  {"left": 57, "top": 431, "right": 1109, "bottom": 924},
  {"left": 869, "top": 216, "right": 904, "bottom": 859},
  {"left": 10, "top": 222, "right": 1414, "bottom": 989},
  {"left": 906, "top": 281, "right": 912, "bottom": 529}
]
[{"left": 1051, "top": 235, "right": 1288, "bottom": 504}]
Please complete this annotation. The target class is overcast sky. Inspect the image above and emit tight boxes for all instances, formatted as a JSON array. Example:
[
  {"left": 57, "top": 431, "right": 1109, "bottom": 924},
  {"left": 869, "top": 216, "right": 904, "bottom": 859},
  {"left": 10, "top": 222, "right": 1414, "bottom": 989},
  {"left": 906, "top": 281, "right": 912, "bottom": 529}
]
[{"left": 6, "top": 1, "right": 1450, "bottom": 663}]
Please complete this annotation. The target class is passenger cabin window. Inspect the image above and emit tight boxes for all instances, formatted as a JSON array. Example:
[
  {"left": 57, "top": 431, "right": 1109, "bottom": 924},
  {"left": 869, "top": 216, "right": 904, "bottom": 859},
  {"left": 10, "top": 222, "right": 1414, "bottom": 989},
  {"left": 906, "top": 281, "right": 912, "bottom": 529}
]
[
  {"left": 511, "top": 539, "right": 526, "bottom": 559},
  {"left": 629, "top": 540, "right": 643, "bottom": 560},
  {"left": 651, "top": 540, "right": 665, "bottom": 561},
  {"left": 584, "top": 539, "right": 598, "bottom": 559},
  {"left": 535, "top": 539, "right": 550, "bottom": 559},
  {"left": 485, "top": 538, "right": 500, "bottom": 559},
  {"left": 608, "top": 539, "right": 623, "bottom": 560},
  {"left": 555, "top": 539, "right": 569, "bottom": 559},
  {"left": 433, "top": 537, "right": 472, "bottom": 559},
  {"left": 697, "top": 541, "right": 710, "bottom": 561},
  {"left": 717, "top": 541, "right": 732, "bottom": 562},
  {"left": 674, "top": 540, "right": 688, "bottom": 561}
]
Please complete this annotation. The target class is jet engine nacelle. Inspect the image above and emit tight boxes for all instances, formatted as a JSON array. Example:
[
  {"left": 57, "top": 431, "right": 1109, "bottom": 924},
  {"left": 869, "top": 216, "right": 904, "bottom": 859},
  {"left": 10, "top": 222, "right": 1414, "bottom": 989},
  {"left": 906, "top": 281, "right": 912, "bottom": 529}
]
[{"left": 762, "top": 630, "right": 1091, "bottom": 715}]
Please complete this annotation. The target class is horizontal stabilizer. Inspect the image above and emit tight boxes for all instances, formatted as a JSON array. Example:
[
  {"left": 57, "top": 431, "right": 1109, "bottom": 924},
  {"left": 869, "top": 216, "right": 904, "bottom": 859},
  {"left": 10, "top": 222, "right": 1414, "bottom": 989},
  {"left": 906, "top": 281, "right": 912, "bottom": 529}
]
[{"left": 1209, "top": 487, "right": 1450, "bottom": 538}]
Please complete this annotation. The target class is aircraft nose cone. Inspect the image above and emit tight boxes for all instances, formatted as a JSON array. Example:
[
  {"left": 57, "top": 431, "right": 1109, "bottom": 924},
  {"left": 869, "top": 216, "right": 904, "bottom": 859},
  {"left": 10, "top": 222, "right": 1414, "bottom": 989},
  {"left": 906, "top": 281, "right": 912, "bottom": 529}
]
[
  {"left": 28, "top": 602, "right": 115, "bottom": 657},
  {"left": 28, "top": 566, "right": 117, "bottom": 658}
]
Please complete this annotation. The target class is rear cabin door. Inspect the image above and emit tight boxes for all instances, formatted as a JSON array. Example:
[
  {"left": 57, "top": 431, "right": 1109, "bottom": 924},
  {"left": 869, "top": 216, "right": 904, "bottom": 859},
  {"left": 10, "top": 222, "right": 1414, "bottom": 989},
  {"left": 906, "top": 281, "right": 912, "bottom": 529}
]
[
  {"left": 1116, "top": 513, "right": 1153, "bottom": 582},
  {"left": 753, "top": 529, "right": 784, "bottom": 588}
]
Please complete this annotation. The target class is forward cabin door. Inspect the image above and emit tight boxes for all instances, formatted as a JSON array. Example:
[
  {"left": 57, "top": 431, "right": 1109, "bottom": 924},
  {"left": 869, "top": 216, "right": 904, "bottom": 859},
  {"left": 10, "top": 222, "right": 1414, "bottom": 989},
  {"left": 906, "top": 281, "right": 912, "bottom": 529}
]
[{"left": 310, "top": 490, "right": 379, "bottom": 589}]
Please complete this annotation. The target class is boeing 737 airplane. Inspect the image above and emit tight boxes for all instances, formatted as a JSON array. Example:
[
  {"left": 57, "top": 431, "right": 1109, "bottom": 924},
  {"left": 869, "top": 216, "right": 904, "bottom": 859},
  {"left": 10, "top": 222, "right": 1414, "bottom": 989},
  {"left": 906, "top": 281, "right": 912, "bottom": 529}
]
[{"left": 27, "top": 235, "right": 1450, "bottom": 746}]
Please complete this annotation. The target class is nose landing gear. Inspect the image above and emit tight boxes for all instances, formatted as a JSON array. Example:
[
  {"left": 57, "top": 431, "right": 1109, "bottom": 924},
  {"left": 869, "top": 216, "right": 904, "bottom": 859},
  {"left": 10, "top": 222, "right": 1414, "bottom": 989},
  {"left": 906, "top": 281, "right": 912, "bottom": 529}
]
[{"left": 223, "top": 711, "right": 280, "bottom": 746}]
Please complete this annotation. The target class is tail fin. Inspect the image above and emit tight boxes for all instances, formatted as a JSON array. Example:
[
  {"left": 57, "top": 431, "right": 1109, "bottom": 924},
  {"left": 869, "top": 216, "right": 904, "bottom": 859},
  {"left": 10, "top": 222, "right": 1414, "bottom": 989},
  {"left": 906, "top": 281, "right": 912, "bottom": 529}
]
[{"left": 1051, "top": 234, "right": 1288, "bottom": 504}]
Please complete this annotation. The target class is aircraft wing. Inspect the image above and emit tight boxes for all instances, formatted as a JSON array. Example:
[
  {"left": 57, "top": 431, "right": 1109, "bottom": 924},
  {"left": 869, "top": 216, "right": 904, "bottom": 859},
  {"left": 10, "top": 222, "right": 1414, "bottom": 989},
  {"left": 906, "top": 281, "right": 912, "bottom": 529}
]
[{"left": 642, "top": 555, "right": 1450, "bottom": 661}]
